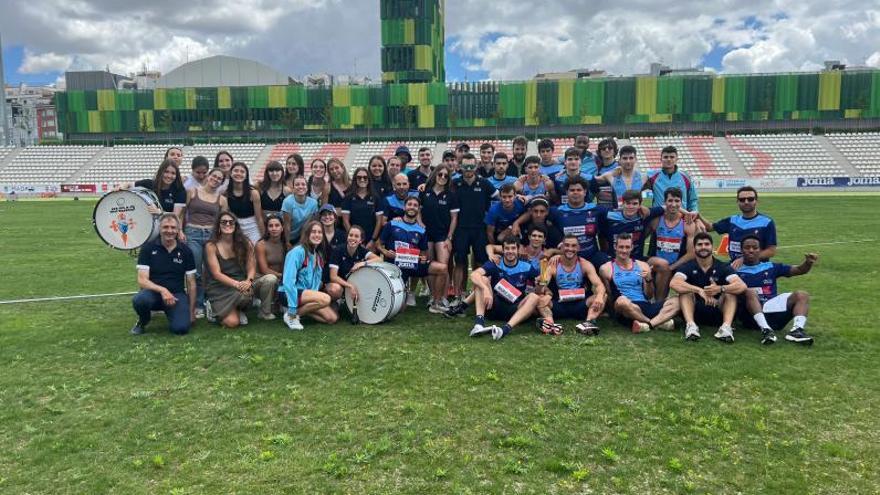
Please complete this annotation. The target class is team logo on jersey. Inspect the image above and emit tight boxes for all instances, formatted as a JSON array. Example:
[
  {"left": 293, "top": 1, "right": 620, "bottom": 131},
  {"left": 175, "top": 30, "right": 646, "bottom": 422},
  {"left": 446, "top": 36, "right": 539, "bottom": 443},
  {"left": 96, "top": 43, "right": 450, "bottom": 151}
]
[{"left": 109, "top": 212, "right": 136, "bottom": 247}]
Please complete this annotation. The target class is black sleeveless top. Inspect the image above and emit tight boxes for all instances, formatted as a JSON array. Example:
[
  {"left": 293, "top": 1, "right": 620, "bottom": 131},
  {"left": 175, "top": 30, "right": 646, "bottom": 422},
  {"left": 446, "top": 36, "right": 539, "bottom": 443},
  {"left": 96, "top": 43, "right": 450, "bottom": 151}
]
[
  {"left": 260, "top": 188, "right": 285, "bottom": 213},
  {"left": 228, "top": 189, "right": 255, "bottom": 218}
]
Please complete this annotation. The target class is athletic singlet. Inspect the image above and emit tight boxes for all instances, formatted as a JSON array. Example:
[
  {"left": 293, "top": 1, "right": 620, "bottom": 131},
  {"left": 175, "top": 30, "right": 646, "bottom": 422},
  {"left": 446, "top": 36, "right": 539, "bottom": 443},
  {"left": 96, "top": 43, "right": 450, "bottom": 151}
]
[
  {"left": 612, "top": 171, "right": 643, "bottom": 206},
  {"left": 260, "top": 187, "right": 285, "bottom": 214},
  {"left": 523, "top": 247, "right": 543, "bottom": 271},
  {"left": 612, "top": 261, "right": 646, "bottom": 303},
  {"left": 187, "top": 189, "right": 221, "bottom": 227},
  {"left": 555, "top": 261, "right": 583, "bottom": 290},
  {"left": 652, "top": 216, "right": 686, "bottom": 264},
  {"left": 228, "top": 189, "right": 255, "bottom": 218},
  {"left": 521, "top": 179, "right": 547, "bottom": 197}
]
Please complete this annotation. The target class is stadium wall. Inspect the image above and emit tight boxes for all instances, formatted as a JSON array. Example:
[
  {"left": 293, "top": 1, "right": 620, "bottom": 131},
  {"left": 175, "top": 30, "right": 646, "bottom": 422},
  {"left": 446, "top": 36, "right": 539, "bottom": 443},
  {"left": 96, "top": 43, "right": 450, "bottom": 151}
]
[{"left": 55, "top": 70, "right": 880, "bottom": 138}]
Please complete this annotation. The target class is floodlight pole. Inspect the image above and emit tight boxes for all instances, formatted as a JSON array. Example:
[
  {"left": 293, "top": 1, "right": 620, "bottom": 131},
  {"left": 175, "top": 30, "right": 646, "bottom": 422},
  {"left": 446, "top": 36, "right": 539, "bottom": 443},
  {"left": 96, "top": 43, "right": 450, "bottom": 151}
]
[{"left": 0, "top": 32, "right": 11, "bottom": 146}]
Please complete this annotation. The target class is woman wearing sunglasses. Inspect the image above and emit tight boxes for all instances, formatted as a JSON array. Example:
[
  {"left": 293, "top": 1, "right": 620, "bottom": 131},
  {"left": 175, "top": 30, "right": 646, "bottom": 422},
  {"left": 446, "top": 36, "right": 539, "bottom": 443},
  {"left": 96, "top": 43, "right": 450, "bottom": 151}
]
[
  {"left": 341, "top": 167, "right": 383, "bottom": 251},
  {"left": 419, "top": 164, "right": 459, "bottom": 313},
  {"left": 204, "top": 211, "right": 256, "bottom": 328}
]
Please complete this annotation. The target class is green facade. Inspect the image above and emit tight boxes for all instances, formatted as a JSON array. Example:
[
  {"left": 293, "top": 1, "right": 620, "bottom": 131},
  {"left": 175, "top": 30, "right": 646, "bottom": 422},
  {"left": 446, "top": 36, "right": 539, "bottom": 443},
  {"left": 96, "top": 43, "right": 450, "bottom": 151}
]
[
  {"left": 56, "top": 71, "right": 880, "bottom": 134},
  {"left": 380, "top": 0, "right": 445, "bottom": 83}
]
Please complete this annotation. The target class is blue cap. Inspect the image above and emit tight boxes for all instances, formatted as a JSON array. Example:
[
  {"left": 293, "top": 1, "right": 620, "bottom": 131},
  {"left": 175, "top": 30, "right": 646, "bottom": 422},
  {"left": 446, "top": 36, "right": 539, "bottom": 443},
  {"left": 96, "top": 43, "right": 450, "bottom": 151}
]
[
  {"left": 319, "top": 204, "right": 337, "bottom": 215},
  {"left": 394, "top": 146, "right": 412, "bottom": 162}
]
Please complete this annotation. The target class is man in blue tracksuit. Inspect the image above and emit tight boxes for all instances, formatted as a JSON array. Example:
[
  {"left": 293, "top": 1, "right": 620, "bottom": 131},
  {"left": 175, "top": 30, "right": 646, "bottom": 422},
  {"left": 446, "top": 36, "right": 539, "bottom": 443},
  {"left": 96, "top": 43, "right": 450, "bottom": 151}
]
[{"left": 643, "top": 145, "right": 699, "bottom": 212}]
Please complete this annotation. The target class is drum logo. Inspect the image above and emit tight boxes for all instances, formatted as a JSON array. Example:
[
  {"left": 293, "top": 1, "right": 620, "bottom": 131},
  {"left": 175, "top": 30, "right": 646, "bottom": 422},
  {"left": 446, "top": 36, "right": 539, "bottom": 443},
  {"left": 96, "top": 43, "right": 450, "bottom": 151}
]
[
  {"left": 110, "top": 212, "right": 136, "bottom": 246},
  {"left": 371, "top": 288, "right": 386, "bottom": 312}
]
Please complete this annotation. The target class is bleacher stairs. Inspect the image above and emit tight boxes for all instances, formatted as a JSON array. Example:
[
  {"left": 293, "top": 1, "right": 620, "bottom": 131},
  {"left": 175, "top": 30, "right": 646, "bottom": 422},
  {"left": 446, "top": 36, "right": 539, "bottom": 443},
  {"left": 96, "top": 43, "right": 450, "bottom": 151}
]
[
  {"left": 69, "top": 147, "right": 112, "bottom": 183},
  {"left": 715, "top": 138, "right": 750, "bottom": 178},
  {"left": 814, "top": 136, "right": 860, "bottom": 177}
]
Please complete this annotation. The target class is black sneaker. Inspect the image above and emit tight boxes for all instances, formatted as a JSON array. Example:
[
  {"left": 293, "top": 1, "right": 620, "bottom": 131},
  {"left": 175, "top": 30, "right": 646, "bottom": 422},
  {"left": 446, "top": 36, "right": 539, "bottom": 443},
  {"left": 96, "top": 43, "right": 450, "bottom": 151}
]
[
  {"left": 760, "top": 328, "right": 777, "bottom": 345},
  {"left": 575, "top": 319, "right": 600, "bottom": 336},
  {"left": 443, "top": 302, "right": 467, "bottom": 318},
  {"left": 785, "top": 327, "right": 814, "bottom": 345},
  {"left": 350, "top": 306, "right": 360, "bottom": 325},
  {"left": 130, "top": 322, "right": 145, "bottom": 335}
]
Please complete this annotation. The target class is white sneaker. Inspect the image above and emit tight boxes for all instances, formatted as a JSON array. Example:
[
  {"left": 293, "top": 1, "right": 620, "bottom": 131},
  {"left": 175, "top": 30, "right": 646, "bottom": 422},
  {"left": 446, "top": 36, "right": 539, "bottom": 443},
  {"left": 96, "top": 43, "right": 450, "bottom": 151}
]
[
  {"left": 428, "top": 302, "right": 446, "bottom": 314},
  {"left": 418, "top": 285, "right": 431, "bottom": 297},
  {"left": 684, "top": 322, "right": 701, "bottom": 341},
  {"left": 470, "top": 323, "right": 491, "bottom": 337},
  {"left": 440, "top": 298, "right": 451, "bottom": 309},
  {"left": 714, "top": 324, "right": 735, "bottom": 343},
  {"left": 656, "top": 319, "right": 675, "bottom": 331},
  {"left": 283, "top": 312, "right": 304, "bottom": 331},
  {"left": 205, "top": 301, "right": 216, "bottom": 323},
  {"left": 406, "top": 291, "right": 417, "bottom": 307},
  {"left": 194, "top": 307, "right": 205, "bottom": 319},
  {"left": 238, "top": 311, "right": 248, "bottom": 326},
  {"left": 490, "top": 325, "right": 505, "bottom": 341}
]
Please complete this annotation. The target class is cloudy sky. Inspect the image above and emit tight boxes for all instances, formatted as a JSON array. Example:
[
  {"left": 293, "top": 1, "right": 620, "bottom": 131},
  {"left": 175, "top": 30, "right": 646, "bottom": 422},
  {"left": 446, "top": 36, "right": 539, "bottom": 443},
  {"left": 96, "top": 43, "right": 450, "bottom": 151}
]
[{"left": 1, "top": 0, "right": 878, "bottom": 86}]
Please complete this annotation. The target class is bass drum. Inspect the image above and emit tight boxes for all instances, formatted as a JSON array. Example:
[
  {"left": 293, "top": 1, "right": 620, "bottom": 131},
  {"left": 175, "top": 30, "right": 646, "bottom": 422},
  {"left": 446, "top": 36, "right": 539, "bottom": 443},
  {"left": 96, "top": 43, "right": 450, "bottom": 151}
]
[
  {"left": 344, "top": 262, "right": 406, "bottom": 324},
  {"left": 93, "top": 187, "right": 162, "bottom": 250}
]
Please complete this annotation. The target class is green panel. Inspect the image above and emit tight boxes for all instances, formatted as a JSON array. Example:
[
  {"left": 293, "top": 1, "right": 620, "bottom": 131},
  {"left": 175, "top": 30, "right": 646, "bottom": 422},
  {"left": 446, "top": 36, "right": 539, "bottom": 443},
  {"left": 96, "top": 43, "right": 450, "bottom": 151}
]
[
  {"left": 682, "top": 77, "right": 712, "bottom": 114},
  {"left": 101, "top": 110, "right": 121, "bottom": 132},
  {"left": 745, "top": 75, "right": 775, "bottom": 112},
  {"left": 166, "top": 89, "right": 187, "bottom": 110},
  {"left": 350, "top": 86, "right": 370, "bottom": 106},
  {"left": 67, "top": 91, "right": 86, "bottom": 112},
  {"left": 723, "top": 76, "right": 746, "bottom": 114},
  {"left": 573, "top": 79, "right": 604, "bottom": 117},
  {"left": 656, "top": 77, "right": 684, "bottom": 114},
  {"left": 499, "top": 82, "right": 525, "bottom": 118},
  {"left": 218, "top": 87, "right": 231, "bottom": 109},
  {"left": 248, "top": 86, "right": 269, "bottom": 108},
  {"left": 388, "top": 84, "right": 408, "bottom": 106},
  {"left": 427, "top": 82, "right": 447, "bottom": 104},
  {"left": 116, "top": 92, "right": 135, "bottom": 111},
  {"left": 286, "top": 86, "right": 307, "bottom": 108},
  {"left": 774, "top": 74, "right": 798, "bottom": 112},
  {"left": 231, "top": 87, "right": 249, "bottom": 109},
  {"left": 196, "top": 88, "right": 218, "bottom": 110},
  {"left": 536, "top": 81, "right": 558, "bottom": 124},
  {"left": 796, "top": 73, "right": 819, "bottom": 111},
  {"left": 85, "top": 91, "right": 98, "bottom": 111},
  {"left": 307, "top": 87, "right": 331, "bottom": 109},
  {"left": 840, "top": 71, "right": 872, "bottom": 109},
  {"left": 75, "top": 110, "right": 89, "bottom": 132},
  {"left": 872, "top": 72, "right": 880, "bottom": 112},
  {"left": 603, "top": 78, "right": 635, "bottom": 124},
  {"left": 120, "top": 111, "right": 139, "bottom": 132},
  {"left": 332, "top": 106, "right": 350, "bottom": 127}
]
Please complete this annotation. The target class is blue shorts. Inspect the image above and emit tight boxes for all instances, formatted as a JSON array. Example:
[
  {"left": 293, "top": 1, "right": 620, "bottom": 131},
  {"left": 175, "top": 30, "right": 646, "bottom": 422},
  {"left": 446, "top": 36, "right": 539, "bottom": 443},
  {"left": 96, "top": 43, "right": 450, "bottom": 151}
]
[
  {"left": 614, "top": 298, "right": 663, "bottom": 325},
  {"left": 552, "top": 299, "right": 588, "bottom": 320}
]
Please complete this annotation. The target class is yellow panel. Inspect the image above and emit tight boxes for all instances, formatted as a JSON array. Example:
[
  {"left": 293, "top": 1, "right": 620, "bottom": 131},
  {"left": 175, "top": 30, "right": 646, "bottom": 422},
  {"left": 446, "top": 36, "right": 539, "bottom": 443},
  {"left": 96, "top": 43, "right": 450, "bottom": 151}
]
[
  {"left": 218, "top": 87, "right": 231, "bottom": 109},
  {"left": 845, "top": 109, "right": 862, "bottom": 118},
  {"left": 88, "top": 111, "right": 102, "bottom": 132},
  {"left": 418, "top": 105, "right": 434, "bottom": 128},
  {"left": 138, "top": 110, "right": 155, "bottom": 131},
  {"left": 407, "top": 83, "right": 427, "bottom": 106},
  {"left": 725, "top": 112, "right": 739, "bottom": 121},
  {"left": 580, "top": 115, "right": 602, "bottom": 125},
  {"left": 558, "top": 79, "right": 574, "bottom": 117},
  {"left": 414, "top": 45, "right": 432, "bottom": 71},
  {"left": 350, "top": 106, "right": 364, "bottom": 125},
  {"left": 185, "top": 88, "right": 196, "bottom": 109},
  {"left": 636, "top": 77, "right": 657, "bottom": 116},
  {"left": 268, "top": 86, "right": 286, "bottom": 108},
  {"left": 790, "top": 111, "right": 799, "bottom": 119},
  {"left": 818, "top": 71, "right": 841, "bottom": 110},
  {"left": 648, "top": 113, "right": 671, "bottom": 123},
  {"left": 524, "top": 81, "right": 538, "bottom": 125},
  {"left": 473, "top": 118, "right": 487, "bottom": 127},
  {"left": 97, "top": 89, "right": 115, "bottom": 111},
  {"left": 332, "top": 85, "right": 351, "bottom": 107},
  {"left": 153, "top": 89, "right": 167, "bottom": 110},
  {"left": 404, "top": 19, "right": 415, "bottom": 44},
  {"left": 304, "top": 124, "right": 324, "bottom": 130},
  {"left": 711, "top": 78, "right": 725, "bottom": 113}
]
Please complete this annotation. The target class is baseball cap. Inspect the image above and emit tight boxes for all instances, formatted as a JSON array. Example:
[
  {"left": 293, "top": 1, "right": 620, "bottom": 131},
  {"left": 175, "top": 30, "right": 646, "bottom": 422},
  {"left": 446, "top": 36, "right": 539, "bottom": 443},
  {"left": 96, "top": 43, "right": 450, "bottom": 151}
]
[
  {"left": 441, "top": 150, "right": 456, "bottom": 160},
  {"left": 394, "top": 146, "right": 412, "bottom": 162},
  {"left": 456, "top": 142, "right": 470, "bottom": 152},
  {"left": 319, "top": 204, "right": 337, "bottom": 215}
]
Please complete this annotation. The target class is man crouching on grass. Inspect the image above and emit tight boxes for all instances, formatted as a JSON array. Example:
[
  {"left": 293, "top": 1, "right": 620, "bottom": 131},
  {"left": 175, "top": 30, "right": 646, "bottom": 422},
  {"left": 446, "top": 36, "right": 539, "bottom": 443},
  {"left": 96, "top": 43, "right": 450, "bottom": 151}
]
[
  {"left": 131, "top": 213, "right": 197, "bottom": 335},
  {"left": 445, "top": 234, "right": 542, "bottom": 341}
]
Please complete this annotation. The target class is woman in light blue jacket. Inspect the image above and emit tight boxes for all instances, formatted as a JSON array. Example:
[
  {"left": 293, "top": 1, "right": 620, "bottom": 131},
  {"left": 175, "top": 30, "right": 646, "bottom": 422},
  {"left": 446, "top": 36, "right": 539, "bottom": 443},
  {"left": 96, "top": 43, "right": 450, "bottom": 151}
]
[{"left": 281, "top": 220, "right": 338, "bottom": 330}]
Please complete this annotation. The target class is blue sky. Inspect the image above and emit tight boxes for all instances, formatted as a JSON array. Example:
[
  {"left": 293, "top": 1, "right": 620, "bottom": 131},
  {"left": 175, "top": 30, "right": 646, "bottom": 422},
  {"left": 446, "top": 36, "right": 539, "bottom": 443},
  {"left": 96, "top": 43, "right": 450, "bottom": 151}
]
[{"left": 3, "top": 45, "right": 60, "bottom": 85}]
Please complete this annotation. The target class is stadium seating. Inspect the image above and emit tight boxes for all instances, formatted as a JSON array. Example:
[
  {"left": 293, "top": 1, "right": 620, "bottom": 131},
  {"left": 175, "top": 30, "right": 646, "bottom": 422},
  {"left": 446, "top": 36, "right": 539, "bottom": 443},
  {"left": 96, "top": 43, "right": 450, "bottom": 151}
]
[
  {"left": 0, "top": 145, "right": 102, "bottom": 185},
  {"left": 351, "top": 141, "right": 436, "bottom": 169},
  {"left": 629, "top": 136, "right": 734, "bottom": 178},
  {"left": 79, "top": 144, "right": 178, "bottom": 184},
  {"left": 826, "top": 132, "right": 880, "bottom": 176},
  {"left": 727, "top": 134, "right": 845, "bottom": 178}
]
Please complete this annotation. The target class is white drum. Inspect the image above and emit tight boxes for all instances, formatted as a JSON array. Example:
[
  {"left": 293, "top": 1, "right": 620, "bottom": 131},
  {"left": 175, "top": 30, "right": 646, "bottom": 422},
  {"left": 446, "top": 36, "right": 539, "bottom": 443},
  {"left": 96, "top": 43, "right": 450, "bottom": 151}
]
[
  {"left": 344, "top": 262, "right": 406, "bottom": 324},
  {"left": 93, "top": 187, "right": 162, "bottom": 250}
]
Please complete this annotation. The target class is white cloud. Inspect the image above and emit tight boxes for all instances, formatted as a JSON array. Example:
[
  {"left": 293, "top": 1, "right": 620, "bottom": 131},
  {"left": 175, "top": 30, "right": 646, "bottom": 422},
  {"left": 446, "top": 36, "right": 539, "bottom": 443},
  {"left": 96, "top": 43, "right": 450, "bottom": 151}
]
[{"left": 19, "top": 50, "right": 73, "bottom": 73}]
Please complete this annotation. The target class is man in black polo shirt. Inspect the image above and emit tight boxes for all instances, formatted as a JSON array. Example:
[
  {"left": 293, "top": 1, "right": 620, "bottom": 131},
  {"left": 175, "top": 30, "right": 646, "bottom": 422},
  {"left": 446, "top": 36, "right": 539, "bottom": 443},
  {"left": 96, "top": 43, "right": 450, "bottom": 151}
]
[
  {"left": 131, "top": 213, "right": 197, "bottom": 335},
  {"left": 508, "top": 135, "right": 528, "bottom": 177},
  {"left": 407, "top": 147, "right": 434, "bottom": 191},
  {"left": 451, "top": 152, "right": 496, "bottom": 302},
  {"left": 670, "top": 232, "right": 747, "bottom": 343}
]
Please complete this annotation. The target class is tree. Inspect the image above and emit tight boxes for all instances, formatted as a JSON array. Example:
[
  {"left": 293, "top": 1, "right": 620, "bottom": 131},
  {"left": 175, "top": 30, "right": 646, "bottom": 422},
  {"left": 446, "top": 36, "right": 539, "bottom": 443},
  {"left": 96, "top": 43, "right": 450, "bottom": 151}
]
[
  {"left": 447, "top": 107, "right": 458, "bottom": 143},
  {"left": 322, "top": 102, "right": 334, "bottom": 141},
  {"left": 279, "top": 109, "right": 300, "bottom": 141},
  {"left": 158, "top": 110, "right": 172, "bottom": 140},
  {"left": 362, "top": 105, "right": 374, "bottom": 142},
  {"left": 402, "top": 105, "right": 414, "bottom": 141},
  {"left": 139, "top": 112, "right": 150, "bottom": 134}
]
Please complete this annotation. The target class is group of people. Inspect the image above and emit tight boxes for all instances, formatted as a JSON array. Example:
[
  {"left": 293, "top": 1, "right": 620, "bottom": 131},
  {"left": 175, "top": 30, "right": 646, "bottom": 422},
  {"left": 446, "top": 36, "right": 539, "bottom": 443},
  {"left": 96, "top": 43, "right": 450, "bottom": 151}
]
[{"left": 130, "top": 137, "right": 818, "bottom": 346}]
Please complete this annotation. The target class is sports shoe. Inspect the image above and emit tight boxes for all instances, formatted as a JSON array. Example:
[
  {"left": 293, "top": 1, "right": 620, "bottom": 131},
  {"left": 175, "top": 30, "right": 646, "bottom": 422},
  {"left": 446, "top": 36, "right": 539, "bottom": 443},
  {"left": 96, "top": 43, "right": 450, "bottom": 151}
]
[
  {"left": 684, "top": 322, "right": 701, "bottom": 341},
  {"left": 575, "top": 319, "right": 600, "bottom": 336},
  {"left": 631, "top": 321, "right": 651, "bottom": 334},
  {"left": 448, "top": 296, "right": 461, "bottom": 307},
  {"left": 470, "top": 323, "right": 491, "bottom": 337},
  {"left": 785, "top": 327, "right": 814, "bottom": 345},
  {"left": 349, "top": 307, "right": 360, "bottom": 324},
  {"left": 426, "top": 297, "right": 434, "bottom": 309},
  {"left": 714, "top": 324, "right": 735, "bottom": 343},
  {"left": 443, "top": 302, "right": 468, "bottom": 318},
  {"left": 406, "top": 291, "right": 417, "bottom": 307},
  {"left": 258, "top": 313, "right": 276, "bottom": 321},
  {"left": 205, "top": 301, "right": 216, "bottom": 323},
  {"left": 238, "top": 311, "right": 249, "bottom": 326},
  {"left": 428, "top": 302, "right": 446, "bottom": 314},
  {"left": 194, "top": 307, "right": 205, "bottom": 319},
  {"left": 283, "top": 312, "right": 304, "bottom": 331},
  {"left": 490, "top": 325, "right": 506, "bottom": 341},
  {"left": 760, "top": 327, "right": 777, "bottom": 345},
  {"left": 537, "top": 318, "right": 563, "bottom": 335},
  {"left": 656, "top": 319, "right": 675, "bottom": 331},
  {"left": 418, "top": 285, "right": 431, "bottom": 297},
  {"left": 130, "top": 321, "right": 145, "bottom": 335}
]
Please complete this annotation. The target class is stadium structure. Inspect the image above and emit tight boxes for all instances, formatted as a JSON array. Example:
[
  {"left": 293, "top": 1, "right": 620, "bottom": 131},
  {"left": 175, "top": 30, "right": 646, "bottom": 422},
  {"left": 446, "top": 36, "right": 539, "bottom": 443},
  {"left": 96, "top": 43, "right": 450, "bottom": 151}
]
[{"left": 2, "top": 0, "right": 880, "bottom": 196}]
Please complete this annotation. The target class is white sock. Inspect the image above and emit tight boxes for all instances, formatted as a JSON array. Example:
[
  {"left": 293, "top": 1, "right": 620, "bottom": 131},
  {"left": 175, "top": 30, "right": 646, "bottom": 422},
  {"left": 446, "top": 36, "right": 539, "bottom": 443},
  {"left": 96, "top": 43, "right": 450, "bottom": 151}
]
[
  {"left": 753, "top": 313, "right": 771, "bottom": 330},
  {"left": 793, "top": 315, "right": 807, "bottom": 329}
]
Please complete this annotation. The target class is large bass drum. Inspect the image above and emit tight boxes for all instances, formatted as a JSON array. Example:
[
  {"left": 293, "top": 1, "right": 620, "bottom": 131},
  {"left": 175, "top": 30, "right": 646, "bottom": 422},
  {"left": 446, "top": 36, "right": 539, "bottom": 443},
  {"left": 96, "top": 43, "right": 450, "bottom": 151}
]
[
  {"left": 344, "top": 262, "right": 406, "bottom": 324},
  {"left": 93, "top": 187, "right": 162, "bottom": 250}
]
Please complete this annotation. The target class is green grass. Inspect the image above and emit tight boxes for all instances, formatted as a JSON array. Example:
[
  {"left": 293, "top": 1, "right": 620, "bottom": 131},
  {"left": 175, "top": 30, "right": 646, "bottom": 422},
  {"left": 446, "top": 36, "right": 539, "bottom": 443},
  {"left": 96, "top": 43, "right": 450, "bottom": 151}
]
[{"left": 0, "top": 197, "right": 878, "bottom": 494}]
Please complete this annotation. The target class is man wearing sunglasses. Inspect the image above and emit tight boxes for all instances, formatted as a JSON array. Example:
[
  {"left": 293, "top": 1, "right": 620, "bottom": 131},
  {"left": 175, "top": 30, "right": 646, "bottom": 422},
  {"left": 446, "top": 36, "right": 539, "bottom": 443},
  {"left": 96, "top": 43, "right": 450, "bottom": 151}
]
[
  {"left": 699, "top": 186, "right": 777, "bottom": 269},
  {"left": 451, "top": 153, "right": 497, "bottom": 302}
]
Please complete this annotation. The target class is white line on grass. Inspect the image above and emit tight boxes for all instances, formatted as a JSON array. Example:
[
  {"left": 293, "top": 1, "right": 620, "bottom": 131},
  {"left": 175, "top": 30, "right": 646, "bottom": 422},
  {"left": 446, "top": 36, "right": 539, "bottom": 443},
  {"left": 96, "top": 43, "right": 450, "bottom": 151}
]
[
  {"left": 0, "top": 291, "right": 136, "bottom": 305},
  {"left": 776, "top": 239, "right": 876, "bottom": 249}
]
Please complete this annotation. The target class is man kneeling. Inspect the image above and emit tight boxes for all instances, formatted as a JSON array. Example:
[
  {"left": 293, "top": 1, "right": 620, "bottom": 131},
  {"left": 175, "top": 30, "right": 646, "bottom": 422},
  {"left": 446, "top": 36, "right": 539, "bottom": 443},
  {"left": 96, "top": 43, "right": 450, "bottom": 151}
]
[
  {"left": 467, "top": 234, "right": 542, "bottom": 341},
  {"left": 670, "top": 232, "right": 747, "bottom": 343}
]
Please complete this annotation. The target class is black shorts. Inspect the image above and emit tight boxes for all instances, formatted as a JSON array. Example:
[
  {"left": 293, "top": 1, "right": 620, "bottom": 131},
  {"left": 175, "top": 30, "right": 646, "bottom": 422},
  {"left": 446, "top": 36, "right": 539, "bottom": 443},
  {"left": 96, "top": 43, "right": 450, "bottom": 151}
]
[
  {"left": 693, "top": 299, "right": 724, "bottom": 326},
  {"left": 553, "top": 299, "right": 588, "bottom": 320},
  {"left": 399, "top": 262, "right": 429, "bottom": 280},
  {"left": 427, "top": 230, "right": 448, "bottom": 243},
  {"left": 453, "top": 227, "right": 489, "bottom": 264},
  {"left": 613, "top": 299, "right": 663, "bottom": 325},
  {"left": 737, "top": 307, "right": 794, "bottom": 331},
  {"left": 487, "top": 298, "right": 520, "bottom": 321}
]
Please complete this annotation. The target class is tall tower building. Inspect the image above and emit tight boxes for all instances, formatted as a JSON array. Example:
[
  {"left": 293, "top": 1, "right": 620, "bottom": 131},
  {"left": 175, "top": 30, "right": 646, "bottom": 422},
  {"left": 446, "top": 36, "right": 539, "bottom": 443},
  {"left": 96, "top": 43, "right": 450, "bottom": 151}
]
[{"left": 380, "top": 0, "right": 445, "bottom": 83}]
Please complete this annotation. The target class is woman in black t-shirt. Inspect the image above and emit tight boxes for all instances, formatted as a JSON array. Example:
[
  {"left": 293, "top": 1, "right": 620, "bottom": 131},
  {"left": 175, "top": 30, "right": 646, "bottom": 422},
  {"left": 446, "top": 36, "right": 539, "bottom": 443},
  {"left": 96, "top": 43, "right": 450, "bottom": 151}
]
[
  {"left": 135, "top": 158, "right": 187, "bottom": 219},
  {"left": 341, "top": 167, "right": 383, "bottom": 251},
  {"left": 325, "top": 225, "right": 380, "bottom": 302},
  {"left": 367, "top": 155, "right": 393, "bottom": 199}
]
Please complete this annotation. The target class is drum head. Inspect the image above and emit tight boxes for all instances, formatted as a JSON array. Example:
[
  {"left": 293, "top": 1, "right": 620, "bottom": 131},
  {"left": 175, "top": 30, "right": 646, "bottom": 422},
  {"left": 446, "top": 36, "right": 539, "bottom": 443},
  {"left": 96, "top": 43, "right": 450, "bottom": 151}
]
[
  {"left": 345, "top": 266, "right": 400, "bottom": 324},
  {"left": 93, "top": 190, "right": 160, "bottom": 250}
]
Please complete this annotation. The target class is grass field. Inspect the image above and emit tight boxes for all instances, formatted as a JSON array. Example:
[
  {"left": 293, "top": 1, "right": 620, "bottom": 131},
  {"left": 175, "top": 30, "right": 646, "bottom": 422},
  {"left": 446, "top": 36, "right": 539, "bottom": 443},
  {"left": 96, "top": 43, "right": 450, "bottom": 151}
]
[{"left": 1, "top": 196, "right": 878, "bottom": 494}]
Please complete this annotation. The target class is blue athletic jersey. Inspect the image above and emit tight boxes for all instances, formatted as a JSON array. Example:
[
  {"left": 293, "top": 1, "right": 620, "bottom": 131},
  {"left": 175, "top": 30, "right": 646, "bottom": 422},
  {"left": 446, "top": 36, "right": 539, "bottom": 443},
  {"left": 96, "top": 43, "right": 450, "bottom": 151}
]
[
  {"left": 380, "top": 219, "right": 427, "bottom": 272},
  {"left": 597, "top": 160, "right": 618, "bottom": 176},
  {"left": 484, "top": 199, "right": 526, "bottom": 235},
  {"left": 487, "top": 175, "right": 517, "bottom": 191},
  {"left": 540, "top": 162, "right": 564, "bottom": 181},
  {"left": 646, "top": 168, "right": 698, "bottom": 211},
  {"left": 612, "top": 171, "right": 643, "bottom": 207},
  {"left": 712, "top": 213, "right": 777, "bottom": 261},
  {"left": 481, "top": 259, "right": 539, "bottom": 304},
  {"left": 554, "top": 172, "right": 596, "bottom": 205},
  {"left": 736, "top": 261, "right": 792, "bottom": 304},
  {"left": 555, "top": 261, "right": 584, "bottom": 290},
  {"left": 549, "top": 203, "right": 608, "bottom": 258},
  {"left": 521, "top": 179, "right": 548, "bottom": 198},
  {"left": 580, "top": 155, "right": 599, "bottom": 177},
  {"left": 380, "top": 191, "right": 419, "bottom": 220},
  {"left": 600, "top": 206, "right": 664, "bottom": 260},
  {"left": 611, "top": 261, "right": 646, "bottom": 303},
  {"left": 649, "top": 216, "right": 687, "bottom": 264}
]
